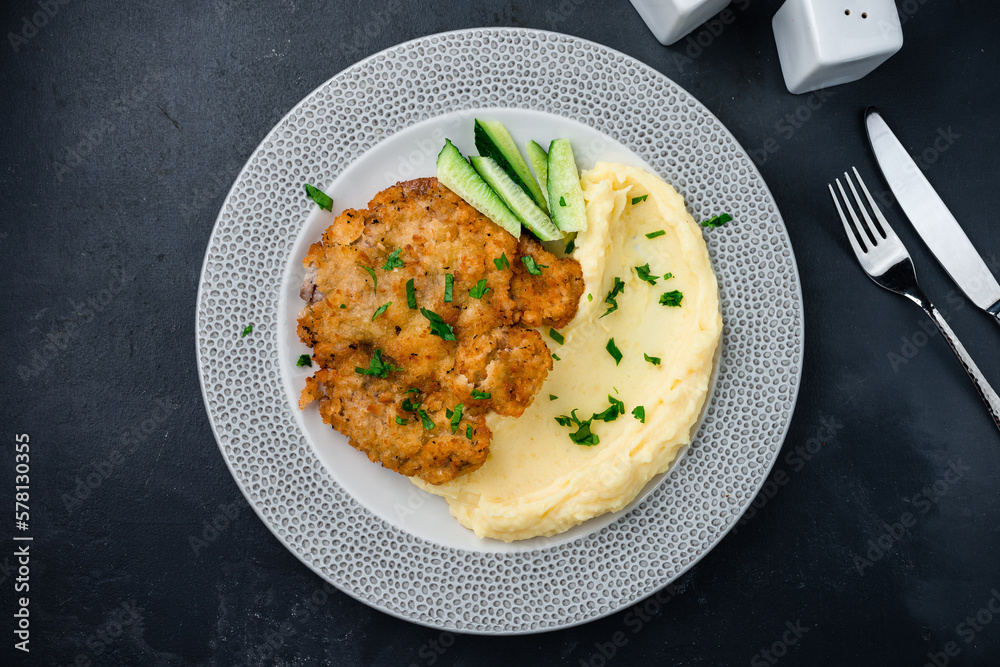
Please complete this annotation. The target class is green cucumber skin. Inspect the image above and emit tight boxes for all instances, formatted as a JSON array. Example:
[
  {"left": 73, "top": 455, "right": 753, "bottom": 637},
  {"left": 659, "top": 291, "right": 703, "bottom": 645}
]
[
  {"left": 470, "top": 156, "right": 562, "bottom": 242},
  {"left": 474, "top": 120, "right": 550, "bottom": 214},
  {"left": 525, "top": 140, "right": 550, "bottom": 208},
  {"left": 436, "top": 139, "right": 521, "bottom": 238},
  {"left": 546, "top": 139, "right": 587, "bottom": 233}
]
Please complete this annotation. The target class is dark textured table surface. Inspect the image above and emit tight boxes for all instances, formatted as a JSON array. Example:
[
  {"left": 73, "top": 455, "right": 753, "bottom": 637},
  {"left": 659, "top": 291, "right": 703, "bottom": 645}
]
[{"left": 3, "top": 1, "right": 999, "bottom": 665}]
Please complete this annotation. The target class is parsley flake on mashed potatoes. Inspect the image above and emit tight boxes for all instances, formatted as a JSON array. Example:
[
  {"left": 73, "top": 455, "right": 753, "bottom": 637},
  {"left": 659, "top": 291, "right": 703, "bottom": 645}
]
[{"left": 414, "top": 162, "right": 723, "bottom": 542}]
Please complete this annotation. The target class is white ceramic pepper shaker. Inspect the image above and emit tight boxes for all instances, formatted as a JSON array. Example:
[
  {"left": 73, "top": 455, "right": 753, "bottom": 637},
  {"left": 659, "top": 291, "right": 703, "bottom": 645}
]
[
  {"left": 630, "top": 0, "right": 732, "bottom": 46},
  {"left": 772, "top": 0, "right": 903, "bottom": 94}
]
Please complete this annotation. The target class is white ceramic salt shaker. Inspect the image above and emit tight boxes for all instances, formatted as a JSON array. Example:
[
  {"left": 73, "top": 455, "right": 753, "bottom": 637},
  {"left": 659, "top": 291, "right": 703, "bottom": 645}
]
[
  {"left": 630, "top": 0, "right": 732, "bottom": 46},
  {"left": 772, "top": 0, "right": 903, "bottom": 95}
]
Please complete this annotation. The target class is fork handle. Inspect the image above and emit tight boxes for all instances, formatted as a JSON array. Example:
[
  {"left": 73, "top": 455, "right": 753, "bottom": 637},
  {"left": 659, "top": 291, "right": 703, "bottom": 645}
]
[{"left": 922, "top": 303, "right": 1000, "bottom": 432}]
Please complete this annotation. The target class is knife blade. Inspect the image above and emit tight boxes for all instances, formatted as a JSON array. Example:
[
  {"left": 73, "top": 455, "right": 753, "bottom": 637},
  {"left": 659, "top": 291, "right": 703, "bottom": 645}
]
[{"left": 865, "top": 107, "right": 1000, "bottom": 326}]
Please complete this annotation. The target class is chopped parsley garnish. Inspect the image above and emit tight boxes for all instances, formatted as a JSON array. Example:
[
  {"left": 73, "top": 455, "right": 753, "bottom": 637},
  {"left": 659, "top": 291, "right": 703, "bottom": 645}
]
[
  {"left": 659, "top": 290, "right": 683, "bottom": 307},
  {"left": 382, "top": 248, "right": 404, "bottom": 270},
  {"left": 449, "top": 403, "right": 464, "bottom": 434},
  {"left": 552, "top": 353, "right": 561, "bottom": 361},
  {"left": 556, "top": 397, "right": 634, "bottom": 446},
  {"left": 359, "top": 264, "right": 377, "bottom": 294},
  {"left": 565, "top": 238, "right": 575, "bottom": 254},
  {"left": 635, "top": 263, "right": 659, "bottom": 286},
  {"left": 645, "top": 230, "right": 666, "bottom": 239},
  {"left": 405, "top": 278, "right": 417, "bottom": 309},
  {"left": 303, "top": 183, "right": 333, "bottom": 211},
  {"left": 549, "top": 394, "right": 558, "bottom": 401},
  {"left": 554, "top": 409, "right": 600, "bottom": 446},
  {"left": 404, "top": 387, "right": 420, "bottom": 394},
  {"left": 559, "top": 196, "right": 567, "bottom": 207},
  {"left": 372, "top": 302, "right": 391, "bottom": 321},
  {"left": 420, "top": 308, "right": 456, "bottom": 341},
  {"left": 570, "top": 420, "right": 600, "bottom": 446},
  {"left": 701, "top": 213, "right": 733, "bottom": 229},
  {"left": 663, "top": 272, "right": 674, "bottom": 280},
  {"left": 355, "top": 349, "right": 403, "bottom": 378},
  {"left": 600, "top": 277, "right": 626, "bottom": 319},
  {"left": 469, "top": 279, "right": 490, "bottom": 299},
  {"left": 466, "top": 425, "right": 474, "bottom": 439},
  {"left": 471, "top": 389, "right": 491, "bottom": 400},
  {"left": 241, "top": 324, "right": 253, "bottom": 337},
  {"left": 493, "top": 253, "right": 510, "bottom": 270},
  {"left": 340, "top": 303, "right": 346, "bottom": 309},
  {"left": 395, "top": 415, "right": 408, "bottom": 425},
  {"left": 444, "top": 274, "right": 454, "bottom": 303},
  {"left": 606, "top": 338, "right": 623, "bottom": 365},
  {"left": 417, "top": 409, "right": 435, "bottom": 431},
  {"left": 549, "top": 328, "right": 565, "bottom": 345},
  {"left": 587, "top": 293, "right": 593, "bottom": 302},
  {"left": 632, "top": 406, "right": 646, "bottom": 423},
  {"left": 296, "top": 354, "right": 312, "bottom": 367},
  {"left": 401, "top": 397, "right": 420, "bottom": 412},
  {"left": 520, "top": 256, "right": 547, "bottom": 275},
  {"left": 631, "top": 194, "right": 648, "bottom": 204},
  {"left": 644, "top": 353, "right": 661, "bottom": 366},
  {"left": 593, "top": 395, "right": 625, "bottom": 422}
]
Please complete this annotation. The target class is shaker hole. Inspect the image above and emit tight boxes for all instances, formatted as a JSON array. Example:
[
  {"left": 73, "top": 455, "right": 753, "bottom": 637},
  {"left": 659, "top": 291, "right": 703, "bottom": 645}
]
[
  {"left": 845, "top": 9, "right": 851, "bottom": 15},
  {"left": 862, "top": 12, "right": 868, "bottom": 18}
]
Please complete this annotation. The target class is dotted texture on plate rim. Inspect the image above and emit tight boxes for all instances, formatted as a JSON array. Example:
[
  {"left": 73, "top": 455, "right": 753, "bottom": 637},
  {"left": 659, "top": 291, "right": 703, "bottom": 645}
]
[{"left": 195, "top": 28, "right": 803, "bottom": 634}]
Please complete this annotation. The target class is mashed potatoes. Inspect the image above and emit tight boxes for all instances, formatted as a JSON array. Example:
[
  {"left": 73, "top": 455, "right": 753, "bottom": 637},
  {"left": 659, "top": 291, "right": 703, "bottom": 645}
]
[{"left": 414, "top": 162, "right": 722, "bottom": 541}]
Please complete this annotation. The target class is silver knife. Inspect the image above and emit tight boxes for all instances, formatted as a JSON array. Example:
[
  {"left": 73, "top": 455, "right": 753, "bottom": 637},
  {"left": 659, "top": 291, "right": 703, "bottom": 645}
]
[{"left": 865, "top": 107, "right": 1000, "bottom": 327}]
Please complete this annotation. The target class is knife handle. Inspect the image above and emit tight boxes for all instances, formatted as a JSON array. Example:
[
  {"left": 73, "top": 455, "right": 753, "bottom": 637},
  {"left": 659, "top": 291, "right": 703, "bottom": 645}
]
[{"left": 923, "top": 304, "right": 1000, "bottom": 433}]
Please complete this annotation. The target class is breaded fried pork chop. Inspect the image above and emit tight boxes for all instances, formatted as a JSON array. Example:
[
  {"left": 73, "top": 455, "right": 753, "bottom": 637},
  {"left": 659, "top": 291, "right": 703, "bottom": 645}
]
[{"left": 298, "top": 177, "right": 584, "bottom": 485}]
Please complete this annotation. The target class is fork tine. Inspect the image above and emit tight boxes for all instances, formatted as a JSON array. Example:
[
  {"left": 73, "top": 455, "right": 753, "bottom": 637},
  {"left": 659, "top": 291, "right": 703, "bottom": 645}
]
[
  {"left": 829, "top": 182, "right": 867, "bottom": 257},
  {"left": 835, "top": 178, "right": 872, "bottom": 251},
  {"left": 844, "top": 171, "right": 882, "bottom": 246},
  {"left": 852, "top": 167, "right": 892, "bottom": 240}
]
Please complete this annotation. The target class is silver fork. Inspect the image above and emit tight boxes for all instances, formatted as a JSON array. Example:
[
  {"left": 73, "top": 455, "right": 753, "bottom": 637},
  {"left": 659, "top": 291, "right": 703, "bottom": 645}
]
[{"left": 830, "top": 167, "right": 1000, "bottom": 433}]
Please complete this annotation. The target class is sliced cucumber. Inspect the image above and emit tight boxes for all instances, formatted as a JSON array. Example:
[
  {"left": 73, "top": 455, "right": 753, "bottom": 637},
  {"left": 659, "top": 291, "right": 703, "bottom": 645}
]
[
  {"left": 436, "top": 139, "right": 521, "bottom": 238},
  {"left": 547, "top": 139, "right": 587, "bottom": 232},
  {"left": 474, "top": 119, "right": 550, "bottom": 214},
  {"left": 525, "top": 140, "right": 550, "bottom": 208},
  {"left": 470, "top": 156, "right": 562, "bottom": 242}
]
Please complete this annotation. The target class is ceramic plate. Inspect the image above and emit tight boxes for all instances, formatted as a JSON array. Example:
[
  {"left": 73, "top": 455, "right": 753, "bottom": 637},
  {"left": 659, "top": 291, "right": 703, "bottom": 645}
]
[{"left": 196, "top": 28, "right": 803, "bottom": 634}]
